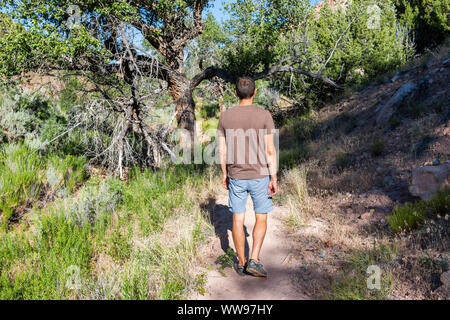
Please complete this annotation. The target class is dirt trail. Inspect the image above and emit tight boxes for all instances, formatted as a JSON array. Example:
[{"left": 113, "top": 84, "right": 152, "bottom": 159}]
[{"left": 192, "top": 190, "right": 308, "bottom": 300}]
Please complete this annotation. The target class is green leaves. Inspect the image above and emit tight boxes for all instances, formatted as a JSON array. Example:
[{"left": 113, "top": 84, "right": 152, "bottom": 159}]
[
  {"left": 394, "top": 0, "right": 449, "bottom": 53},
  {"left": 220, "top": 0, "right": 310, "bottom": 76}
]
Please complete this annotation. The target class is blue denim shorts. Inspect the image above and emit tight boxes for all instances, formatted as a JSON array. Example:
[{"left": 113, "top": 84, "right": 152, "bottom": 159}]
[{"left": 228, "top": 176, "right": 273, "bottom": 214}]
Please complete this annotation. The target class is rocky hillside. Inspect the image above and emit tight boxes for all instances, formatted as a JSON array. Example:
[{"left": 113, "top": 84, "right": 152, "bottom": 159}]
[{"left": 278, "top": 43, "right": 449, "bottom": 299}]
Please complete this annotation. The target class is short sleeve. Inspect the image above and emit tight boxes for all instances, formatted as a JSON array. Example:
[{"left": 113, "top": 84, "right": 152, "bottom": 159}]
[
  {"left": 217, "top": 115, "right": 225, "bottom": 137},
  {"left": 265, "top": 111, "right": 275, "bottom": 133}
]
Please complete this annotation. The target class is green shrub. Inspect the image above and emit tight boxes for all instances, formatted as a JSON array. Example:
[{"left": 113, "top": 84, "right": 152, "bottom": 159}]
[
  {"left": 47, "top": 155, "right": 88, "bottom": 193},
  {"left": 0, "top": 213, "right": 93, "bottom": 299},
  {"left": 387, "top": 201, "right": 427, "bottom": 233},
  {"left": 387, "top": 188, "right": 450, "bottom": 233},
  {"left": 428, "top": 188, "right": 450, "bottom": 216},
  {"left": 389, "top": 116, "right": 402, "bottom": 129},
  {"left": 279, "top": 144, "right": 310, "bottom": 170},
  {"left": 370, "top": 138, "right": 386, "bottom": 157},
  {"left": 284, "top": 114, "right": 317, "bottom": 141},
  {"left": 394, "top": 0, "right": 450, "bottom": 53},
  {"left": 335, "top": 151, "right": 354, "bottom": 171}
]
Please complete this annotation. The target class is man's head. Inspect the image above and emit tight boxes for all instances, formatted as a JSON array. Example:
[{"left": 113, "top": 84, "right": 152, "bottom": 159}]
[{"left": 235, "top": 77, "right": 256, "bottom": 100}]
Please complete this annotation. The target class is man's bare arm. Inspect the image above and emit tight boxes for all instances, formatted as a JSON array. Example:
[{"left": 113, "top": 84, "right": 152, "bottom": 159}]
[
  {"left": 265, "top": 133, "right": 278, "bottom": 196},
  {"left": 218, "top": 135, "right": 228, "bottom": 190}
]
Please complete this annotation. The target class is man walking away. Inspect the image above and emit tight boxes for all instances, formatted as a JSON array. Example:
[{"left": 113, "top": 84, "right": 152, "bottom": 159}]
[{"left": 217, "top": 77, "right": 278, "bottom": 277}]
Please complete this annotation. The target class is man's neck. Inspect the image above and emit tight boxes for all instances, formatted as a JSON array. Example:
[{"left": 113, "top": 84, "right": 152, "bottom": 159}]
[{"left": 238, "top": 99, "right": 254, "bottom": 106}]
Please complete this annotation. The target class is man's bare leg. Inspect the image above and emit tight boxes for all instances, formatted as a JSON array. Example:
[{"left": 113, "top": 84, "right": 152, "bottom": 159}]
[
  {"left": 232, "top": 212, "right": 246, "bottom": 266},
  {"left": 250, "top": 213, "right": 267, "bottom": 261}
]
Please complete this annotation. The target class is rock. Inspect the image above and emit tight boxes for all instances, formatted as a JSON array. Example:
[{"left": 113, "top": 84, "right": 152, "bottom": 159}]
[
  {"left": 409, "top": 164, "right": 450, "bottom": 201},
  {"left": 383, "top": 176, "right": 393, "bottom": 186},
  {"left": 359, "top": 212, "right": 372, "bottom": 220},
  {"left": 442, "top": 58, "right": 450, "bottom": 67},
  {"left": 376, "top": 82, "right": 418, "bottom": 125},
  {"left": 441, "top": 271, "right": 450, "bottom": 288},
  {"left": 391, "top": 73, "right": 401, "bottom": 82}
]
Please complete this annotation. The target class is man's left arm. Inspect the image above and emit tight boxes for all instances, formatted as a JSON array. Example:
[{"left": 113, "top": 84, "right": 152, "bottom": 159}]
[{"left": 218, "top": 135, "right": 228, "bottom": 190}]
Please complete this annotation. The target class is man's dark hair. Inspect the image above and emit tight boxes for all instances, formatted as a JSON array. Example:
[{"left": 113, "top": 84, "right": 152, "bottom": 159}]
[{"left": 235, "top": 77, "right": 256, "bottom": 99}]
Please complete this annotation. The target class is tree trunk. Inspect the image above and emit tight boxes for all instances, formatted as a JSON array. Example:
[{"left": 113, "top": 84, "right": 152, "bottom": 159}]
[{"left": 167, "top": 76, "right": 196, "bottom": 144}]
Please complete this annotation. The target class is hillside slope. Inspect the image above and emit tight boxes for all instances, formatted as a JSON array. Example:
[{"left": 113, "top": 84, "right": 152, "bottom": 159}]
[{"left": 279, "top": 47, "right": 449, "bottom": 299}]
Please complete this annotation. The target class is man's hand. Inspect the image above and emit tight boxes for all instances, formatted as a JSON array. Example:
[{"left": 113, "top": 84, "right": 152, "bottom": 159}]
[
  {"left": 268, "top": 179, "right": 278, "bottom": 197},
  {"left": 222, "top": 174, "right": 229, "bottom": 190}
]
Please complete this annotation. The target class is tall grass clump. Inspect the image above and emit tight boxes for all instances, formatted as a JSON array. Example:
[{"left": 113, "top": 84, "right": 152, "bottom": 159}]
[
  {"left": 282, "top": 165, "right": 311, "bottom": 229},
  {"left": 0, "top": 143, "right": 88, "bottom": 230},
  {"left": 0, "top": 210, "right": 93, "bottom": 299},
  {"left": 0, "top": 144, "right": 44, "bottom": 229}
]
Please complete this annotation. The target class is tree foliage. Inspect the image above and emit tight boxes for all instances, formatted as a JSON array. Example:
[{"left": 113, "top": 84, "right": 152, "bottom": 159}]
[{"left": 394, "top": 0, "right": 449, "bottom": 53}]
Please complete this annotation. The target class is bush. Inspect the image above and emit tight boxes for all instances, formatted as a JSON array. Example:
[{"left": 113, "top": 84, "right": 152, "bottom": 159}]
[
  {"left": 370, "top": 138, "right": 386, "bottom": 157},
  {"left": 284, "top": 114, "right": 317, "bottom": 141},
  {"left": 395, "top": 0, "right": 450, "bottom": 53},
  {"left": 387, "top": 188, "right": 450, "bottom": 233},
  {"left": 282, "top": 166, "right": 310, "bottom": 228},
  {"left": 335, "top": 151, "right": 354, "bottom": 171}
]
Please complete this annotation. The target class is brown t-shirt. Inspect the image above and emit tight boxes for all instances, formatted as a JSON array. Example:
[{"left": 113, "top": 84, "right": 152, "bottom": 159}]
[{"left": 217, "top": 105, "right": 275, "bottom": 180}]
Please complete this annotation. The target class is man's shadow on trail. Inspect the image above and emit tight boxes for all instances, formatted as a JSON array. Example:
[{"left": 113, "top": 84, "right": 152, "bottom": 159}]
[{"left": 201, "top": 196, "right": 250, "bottom": 263}]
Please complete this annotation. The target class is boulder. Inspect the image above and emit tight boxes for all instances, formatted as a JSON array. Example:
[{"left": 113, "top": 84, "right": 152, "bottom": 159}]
[
  {"left": 409, "top": 164, "right": 450, "bottom": 201},
  {"left": 376, "top": 82, "right": 418, "bottom": 125},
  {"left": 441, "top": 271, "right": 450, "bottom": 288}
]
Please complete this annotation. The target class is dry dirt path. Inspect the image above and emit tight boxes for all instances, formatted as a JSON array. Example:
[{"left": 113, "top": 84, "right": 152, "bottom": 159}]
[{"left": 192, "top": 190, "right": 308, "bottom": 300}]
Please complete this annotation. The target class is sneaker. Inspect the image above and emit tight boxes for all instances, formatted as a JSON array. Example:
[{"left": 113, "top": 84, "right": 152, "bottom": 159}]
[
  {"left": 246, "top": 259, "right": 268, "bottom": 277},
  {"left": 233, "top": 261, "right": 247, "bottom": 276}
]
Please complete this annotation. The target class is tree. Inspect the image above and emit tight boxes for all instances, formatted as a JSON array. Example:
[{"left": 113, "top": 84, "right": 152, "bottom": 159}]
[
  {"left": 0, "top": 0, "right": 349, "bottom": 175},
  {"left": 394, "top": 0, "right": 449, "bottom": 53}
]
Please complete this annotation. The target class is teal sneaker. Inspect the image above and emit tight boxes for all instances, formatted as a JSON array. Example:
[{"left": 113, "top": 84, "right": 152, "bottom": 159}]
[
  {"left": 233, "top": 262, "right": 247, "bottom": 276},
  {"left": 246, "top": 259, "right": 268, "bottom": 277}
]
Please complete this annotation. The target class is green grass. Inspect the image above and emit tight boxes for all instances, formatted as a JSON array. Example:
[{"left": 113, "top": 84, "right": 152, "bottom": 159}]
[
  {"left": 122, "top": 165, "right": 206, "bottom": 235},
  {"left": 335, "top": 151, "right": 354, "bottom": 171},
  {"left": 370, "top": 138, "right": 386, "bottom": 157},
  {"left": 279, "top": 145, "right": 310, "bottom": 170},
  {"left": 284, "top": 113, "right": 318, "bottom": 141},
  {"left": 326, "top": 243, "right": 396, "bottom": 300},
  {"left": 0, "top": 144, "right": 88, "bottom": 230},
  {"left": 0, "top": 160, "right": 214, "bottom": 299},
  {"left": 387, "top": 188, "right": 450, "bottom": 233},
  {"left": 0, "top": 213, "right": 93, "bottom": 299}
]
